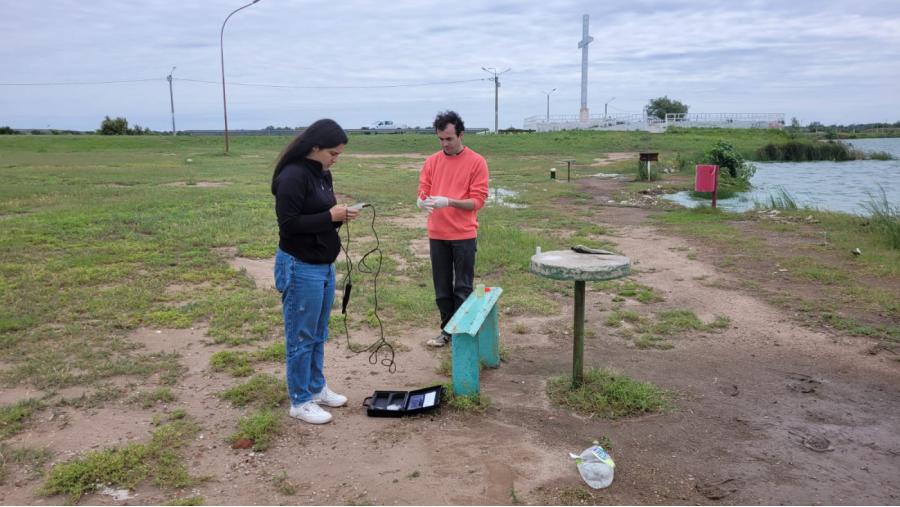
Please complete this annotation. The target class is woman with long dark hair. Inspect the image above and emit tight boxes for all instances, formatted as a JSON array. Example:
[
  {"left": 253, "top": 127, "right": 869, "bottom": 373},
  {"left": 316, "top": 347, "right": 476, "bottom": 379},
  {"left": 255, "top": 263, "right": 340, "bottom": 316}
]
[{"left": 272, "top": 119, "right": 357, "bottom": 424}]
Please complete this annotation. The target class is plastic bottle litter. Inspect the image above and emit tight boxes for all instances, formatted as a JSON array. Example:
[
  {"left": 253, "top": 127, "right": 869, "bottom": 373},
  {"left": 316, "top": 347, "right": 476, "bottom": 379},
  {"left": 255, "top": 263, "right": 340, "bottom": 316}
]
[{"left": 569, "top": 441, "right": 615, "bottom": 489}]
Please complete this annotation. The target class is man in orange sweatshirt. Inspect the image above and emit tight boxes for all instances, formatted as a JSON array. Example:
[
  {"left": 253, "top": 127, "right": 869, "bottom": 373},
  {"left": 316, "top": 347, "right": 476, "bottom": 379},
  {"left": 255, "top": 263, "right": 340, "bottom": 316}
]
[{"left": 417, "top": 111, "right": 490, "bottom": 347}]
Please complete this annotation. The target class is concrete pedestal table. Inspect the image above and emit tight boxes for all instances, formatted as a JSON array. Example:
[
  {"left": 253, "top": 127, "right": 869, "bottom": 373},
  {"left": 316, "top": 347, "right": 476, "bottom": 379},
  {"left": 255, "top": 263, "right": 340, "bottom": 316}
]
[{"left": 530, "top": 249, "right": 631, "bottom": 386}]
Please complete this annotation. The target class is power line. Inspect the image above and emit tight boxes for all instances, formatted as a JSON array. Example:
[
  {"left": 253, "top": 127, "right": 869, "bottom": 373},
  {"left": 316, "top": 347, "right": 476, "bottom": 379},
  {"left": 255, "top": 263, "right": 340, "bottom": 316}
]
[
  {"left": 1, "top": 76, "right": 489, "bottom": 89},
  {"left": 178, "top": 77, "right": 489, "bottom": 89},
  {"left": 0, "top": 78, "right": 162, "bottom": 86}
]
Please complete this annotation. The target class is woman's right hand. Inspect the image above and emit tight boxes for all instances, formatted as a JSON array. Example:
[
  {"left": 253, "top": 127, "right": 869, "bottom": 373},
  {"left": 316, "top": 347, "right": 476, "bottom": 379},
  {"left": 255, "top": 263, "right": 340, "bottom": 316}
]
[{"left": 330, "top": 205, "right": 359, "bottom": 222}]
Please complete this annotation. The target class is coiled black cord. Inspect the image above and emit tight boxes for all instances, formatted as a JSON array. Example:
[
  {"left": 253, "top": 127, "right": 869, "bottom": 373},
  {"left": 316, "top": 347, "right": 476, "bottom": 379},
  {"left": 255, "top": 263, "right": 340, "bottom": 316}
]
[{"left": 339, "top": 204, "right": 396, "bottom": 372}]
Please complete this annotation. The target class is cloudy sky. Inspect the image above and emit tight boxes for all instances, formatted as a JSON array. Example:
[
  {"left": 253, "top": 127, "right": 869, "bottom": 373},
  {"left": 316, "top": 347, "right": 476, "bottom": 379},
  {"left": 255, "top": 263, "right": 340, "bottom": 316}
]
[{"left": 2, "top": 0, "right": 899, "bottom": 131}]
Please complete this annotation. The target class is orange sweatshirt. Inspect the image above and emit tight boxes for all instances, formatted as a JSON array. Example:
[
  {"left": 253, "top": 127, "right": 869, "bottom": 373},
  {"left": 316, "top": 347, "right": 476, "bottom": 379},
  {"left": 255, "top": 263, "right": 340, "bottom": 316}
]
[{"left": 417, "top": 147, "right": 489, "bottom": 240}]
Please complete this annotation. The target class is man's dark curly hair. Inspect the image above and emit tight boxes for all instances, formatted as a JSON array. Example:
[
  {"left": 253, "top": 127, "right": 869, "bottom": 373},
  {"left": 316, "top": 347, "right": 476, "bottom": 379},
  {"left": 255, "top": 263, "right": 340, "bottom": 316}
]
[{"left": 433, "top": 110, "right": 465, "bottom": 136}]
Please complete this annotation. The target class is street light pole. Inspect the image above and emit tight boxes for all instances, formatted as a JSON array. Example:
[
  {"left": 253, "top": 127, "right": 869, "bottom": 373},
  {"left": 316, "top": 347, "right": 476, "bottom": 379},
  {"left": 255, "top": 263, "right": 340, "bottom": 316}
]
[
  {"left": 604, "top": 96, "right": 615, "bottom": 120},
  {"left": 167, "top": 66, "right": 176, "bottom": 136},
  {"left": 220, "top": 0, "right": 261, "bottom": 153},
  {"left": 543, "top": 88, "right": 557, "bottom": 122},
  {"left": 482, "top": 67, "right": 510, "bottom": 133}
]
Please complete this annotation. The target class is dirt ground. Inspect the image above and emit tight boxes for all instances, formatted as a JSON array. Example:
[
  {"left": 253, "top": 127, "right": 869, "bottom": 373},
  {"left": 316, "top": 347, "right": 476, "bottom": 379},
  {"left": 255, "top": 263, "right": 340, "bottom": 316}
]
[{"left": 4, "top": 175, "right": 899, "bottom": 505}]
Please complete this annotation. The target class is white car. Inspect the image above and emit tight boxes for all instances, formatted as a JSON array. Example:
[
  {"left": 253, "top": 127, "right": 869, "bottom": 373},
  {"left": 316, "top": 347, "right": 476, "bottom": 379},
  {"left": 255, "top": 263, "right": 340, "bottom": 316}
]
[{"left": 366, "top": 120, "right": 408, "bottom": 130}]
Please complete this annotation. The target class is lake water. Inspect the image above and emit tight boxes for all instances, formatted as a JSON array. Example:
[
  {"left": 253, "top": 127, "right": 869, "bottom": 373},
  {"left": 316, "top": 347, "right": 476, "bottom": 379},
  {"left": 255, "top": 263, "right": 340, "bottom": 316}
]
[{"left": 664, "top": 138, "right": 900, "bottom": 216}]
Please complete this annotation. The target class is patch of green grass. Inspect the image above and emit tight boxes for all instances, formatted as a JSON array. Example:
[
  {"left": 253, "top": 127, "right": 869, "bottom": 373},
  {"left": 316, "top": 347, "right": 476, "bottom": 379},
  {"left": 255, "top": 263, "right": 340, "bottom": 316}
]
[
  {"left": 132, "top": 387, "right": 176, "bottom": 409},
  {"left": 441, "top": 383, "right": 491, "bottom": 412},
  {"left": 863, "top": 186, "right": 900, "bottom": 250},
  {"left": 781, "top": 256, "right": 849, "bottom": 285},
  {"left": 633, "top": 333, "right": 674, "bottom": 350},
  {"left": 555, "top": 486, "right": 595, "bottom": 505},
  {"left": 252, "top": 341, "right": 285, "bottom": 362},
  {"left": 209, "top": 342, "right": 285, "bottom": 378},
  {"left": 595, "top": 280, "right": 663, "bottom": 303},
  {"left": 57, "top": 385, "right": 127, "bottom": 409},
  {"left": 228, "top": 409, "right": 281, "bottom": 452},
  {"left": 0, "top": 399, "right": 43, "bottom": 440},
  {"left": 152, "top": 408, "right": 187, "bottom": 426},
  {"left": 0, "top": 444, "right": 53, "bottom": 484},
  {"left": 209, "top": 350, "right": 253, "bottom": 377},
  {"left": 546, "top": 367, "right": 670, "bottom": 418},
  {"left": 41, "top": 420, "right": 199, "bottom": 503},
  {"left": 605, "top": 310, "right": 642, "bottom": 327},
  {"left": 217, "top": 374, "right": 287, "bottom": 408},
  {"left": 164, "top": 496, "right": 204, "bottom": 506}
]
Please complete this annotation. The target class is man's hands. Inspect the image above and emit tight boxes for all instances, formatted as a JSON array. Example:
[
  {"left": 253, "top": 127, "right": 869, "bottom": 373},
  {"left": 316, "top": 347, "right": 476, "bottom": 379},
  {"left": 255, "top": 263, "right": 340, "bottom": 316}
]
[
  {"left": 425, "top": 196, "right": 450, "bottom": 209},
  {"left": 417, "top": 196, "right": 451, "bottom": 214}
]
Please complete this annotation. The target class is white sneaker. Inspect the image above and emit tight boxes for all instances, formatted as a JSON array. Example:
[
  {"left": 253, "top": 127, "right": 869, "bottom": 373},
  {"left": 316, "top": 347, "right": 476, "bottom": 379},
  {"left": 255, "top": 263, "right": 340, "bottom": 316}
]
[
  {"left": 289, "top": 401, "right": 332, "bottom": 424},
  {"left": 312, "top": 385, "right": 348, "bottom": 407}
]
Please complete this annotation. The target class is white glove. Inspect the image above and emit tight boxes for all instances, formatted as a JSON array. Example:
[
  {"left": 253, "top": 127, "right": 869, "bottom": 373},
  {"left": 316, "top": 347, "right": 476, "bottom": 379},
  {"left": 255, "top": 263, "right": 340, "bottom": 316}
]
[
  {"left": 416, "top": 197, "right": 433, "bottom": 213},
  {"left": 425, "top": 196, "right": 449, "bottom": 209}
]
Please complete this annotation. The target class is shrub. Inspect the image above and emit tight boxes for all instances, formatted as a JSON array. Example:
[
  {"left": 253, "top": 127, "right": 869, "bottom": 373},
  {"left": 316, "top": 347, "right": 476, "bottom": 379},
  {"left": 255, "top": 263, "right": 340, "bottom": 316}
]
[
  {"left": 756, "top": 141, "right": 865, "bottom": 162},
  {"left": 863, "top": 186, "right": 900, "bottom": 250}
]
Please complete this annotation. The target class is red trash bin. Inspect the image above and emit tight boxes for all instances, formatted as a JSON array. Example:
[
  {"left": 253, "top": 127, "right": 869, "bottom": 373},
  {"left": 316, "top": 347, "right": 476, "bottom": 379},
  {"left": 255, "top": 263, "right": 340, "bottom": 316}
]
[{"left": 695, "top": 165, "right": 719, "bottom": 192}]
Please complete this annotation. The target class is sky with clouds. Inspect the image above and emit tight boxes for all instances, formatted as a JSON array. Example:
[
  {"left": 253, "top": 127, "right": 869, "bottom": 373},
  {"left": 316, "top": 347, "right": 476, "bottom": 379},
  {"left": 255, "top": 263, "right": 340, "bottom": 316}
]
[{"left": 2, "top": 0, "right": 899, "bottom": 131}]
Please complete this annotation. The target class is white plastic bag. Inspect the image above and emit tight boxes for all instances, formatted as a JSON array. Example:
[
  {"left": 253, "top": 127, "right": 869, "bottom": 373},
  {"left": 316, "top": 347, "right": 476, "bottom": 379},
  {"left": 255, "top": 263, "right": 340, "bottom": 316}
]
[{"left": 569, "top": 441, "right": 615, "bottom": 489}]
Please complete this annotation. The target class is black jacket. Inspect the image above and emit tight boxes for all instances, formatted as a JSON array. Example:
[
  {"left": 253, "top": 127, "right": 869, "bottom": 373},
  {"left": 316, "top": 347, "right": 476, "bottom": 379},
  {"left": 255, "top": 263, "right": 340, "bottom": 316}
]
[{"left": 274, "top": 159, "right": 341, "bottom": 264}]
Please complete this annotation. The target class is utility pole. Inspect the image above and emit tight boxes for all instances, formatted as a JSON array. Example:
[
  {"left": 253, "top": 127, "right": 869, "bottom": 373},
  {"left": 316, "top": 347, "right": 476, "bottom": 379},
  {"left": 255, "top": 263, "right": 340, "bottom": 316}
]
[
  {"left": 220, "top": 0, "right": 262, "bottom": 153},
  {"left": 167, "top": 66, "right": 176, "bottom": 136},
  {"left": 543, "top": 88, "right": 557, "bottom": 122},
  {"left": 604, "top": 96, "right": 615, "bottom": 120},
  {"left": 577, "top": 14, "right": 594, "bottom": 122},
  {"left": 482, "top": 67, "right": 510, "bottom": 133}
]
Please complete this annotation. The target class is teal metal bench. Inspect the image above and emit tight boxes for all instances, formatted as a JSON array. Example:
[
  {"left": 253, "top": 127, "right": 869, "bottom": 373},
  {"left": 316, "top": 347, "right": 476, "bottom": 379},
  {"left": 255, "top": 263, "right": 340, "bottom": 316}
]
[{"left": 443, "top": 286, "right": 503, "bottom": 396}]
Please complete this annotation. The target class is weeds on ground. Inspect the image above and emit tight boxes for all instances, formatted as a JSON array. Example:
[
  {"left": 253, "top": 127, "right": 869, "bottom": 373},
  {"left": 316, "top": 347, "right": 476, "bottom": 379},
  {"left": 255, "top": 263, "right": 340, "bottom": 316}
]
[
  {"left": 152, "top": 408, "right": 187, "bottom": 426},
  {"left": 164, "top": 496, "right": 204, "bottom": 506},
  {"left": 606, "top": 309, "right": 729, "bottom": 349},
  {"left": 57, "top": 385, "right": 127, "bottom": 409},
  {"left": 755, "top": 187, "right": 800, "bottom": 210},
  {"left": 228, "top": 409, "right": 281, "bottom": 452},
  {"left": 595, "top": 280, "right": 663, "bottom": 303},
  {"left": 863, "top": 186, "right": 900, "bottom": 250},
  {"left": 555, "top": 486, "right": 595, "bottom": 505},
  {"left": 41, "top": 420, "right": 200, "bottom": 503},
  {"left": 0, "top": 399, "right": 43, "bottom": 440},
  {"left": 218, "top": 374, "right": 287, "bottom": 408},
  {"left": 546, "top": 367, "right": 670, "bottom": 418},
  {"left": 132, "top": 387, "right": 176, "bottom": 408},
  {"left": 272, "top": 471, "right": 298, "bottom": 495},
  {"left": 209, "top": 350, "right": 253, "bottom": 377},
  {"left": 0, "top": 444, "right": 53, "bottom": 484},
  {"left": 441, "top": 383, "right": 491, "bottom": 412}
]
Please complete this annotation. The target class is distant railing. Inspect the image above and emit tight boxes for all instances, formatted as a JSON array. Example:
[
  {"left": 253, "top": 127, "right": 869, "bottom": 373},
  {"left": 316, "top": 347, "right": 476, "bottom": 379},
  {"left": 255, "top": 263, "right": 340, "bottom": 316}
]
[
  {"left": 523, "top": 113, "right": 664, "bottom": 132},
  {"left": 665, "top": 113, "right": 785, "bottom": 129},
  {"left": 524, "top": 111, "right": 785, "bottom": 132}
]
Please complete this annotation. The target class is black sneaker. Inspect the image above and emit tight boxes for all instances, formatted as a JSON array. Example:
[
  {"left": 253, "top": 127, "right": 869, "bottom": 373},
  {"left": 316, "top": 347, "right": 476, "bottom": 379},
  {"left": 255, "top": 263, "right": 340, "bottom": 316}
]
[{"left": 426, "top": 333, "right": 451, "bottom": 347}]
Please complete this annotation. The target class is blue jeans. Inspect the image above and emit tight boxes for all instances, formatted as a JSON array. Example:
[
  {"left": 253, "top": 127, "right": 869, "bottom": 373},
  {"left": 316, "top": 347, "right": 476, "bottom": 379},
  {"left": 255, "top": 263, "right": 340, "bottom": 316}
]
[{"left": 274, "top": 248, "right": 335, "bottom": 406}]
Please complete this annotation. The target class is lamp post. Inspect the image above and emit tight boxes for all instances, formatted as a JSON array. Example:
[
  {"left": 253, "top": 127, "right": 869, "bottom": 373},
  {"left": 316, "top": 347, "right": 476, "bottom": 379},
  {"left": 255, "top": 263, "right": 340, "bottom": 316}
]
[
  {"left": 604, "top": 96, "right": 615, "bottom": 120},
  {"left": 220, "top": 0, "right": 261, "bottom": 153},
  {"left": 481, "top": 67, "right": 510, "bottom": 133},
  {"left": 167, "top": 66, "right": 176, "bottom": 136},
  {"left": 543, "top": 88, "right": 557, "bottom": 122}
]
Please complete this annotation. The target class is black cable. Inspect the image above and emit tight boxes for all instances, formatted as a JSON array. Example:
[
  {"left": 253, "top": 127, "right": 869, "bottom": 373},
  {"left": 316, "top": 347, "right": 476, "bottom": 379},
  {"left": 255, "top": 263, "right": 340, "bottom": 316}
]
[{"left": 339, "top": 204, "right": 396, "bottom": 373}]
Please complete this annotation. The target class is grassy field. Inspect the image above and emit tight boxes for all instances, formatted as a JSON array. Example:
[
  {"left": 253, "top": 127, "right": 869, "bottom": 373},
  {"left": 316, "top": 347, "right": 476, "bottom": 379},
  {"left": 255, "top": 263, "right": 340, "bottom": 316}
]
[
  {"left": 1, "top": 128, "right": 896, "bottom": 386},
  {"left": 1, "top": 128, "right": 897, "bottom": 500}
]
